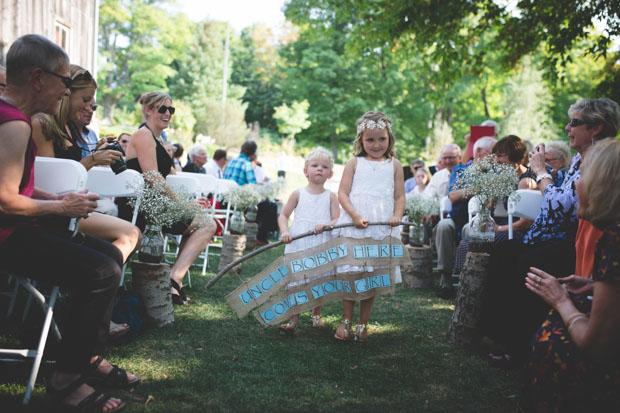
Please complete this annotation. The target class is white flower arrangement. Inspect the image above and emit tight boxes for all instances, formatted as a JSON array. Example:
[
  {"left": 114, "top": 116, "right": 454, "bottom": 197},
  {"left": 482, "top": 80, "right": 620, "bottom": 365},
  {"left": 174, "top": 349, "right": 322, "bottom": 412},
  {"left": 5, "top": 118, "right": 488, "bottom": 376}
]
[
  {"left": 224, "top": 183, "right": 264, "bottom": 211},
  {"left": 128, "top": 170, "right": 210, "bottom": 228},
  {"left": 454, "top": 155, "right": 519, "bottom": 207},
  {"left": 257, "top": 180, "right": 284, "bottom": 201},
  {"left": 405, "top": 194, "right": 439, "bottom": 222}
]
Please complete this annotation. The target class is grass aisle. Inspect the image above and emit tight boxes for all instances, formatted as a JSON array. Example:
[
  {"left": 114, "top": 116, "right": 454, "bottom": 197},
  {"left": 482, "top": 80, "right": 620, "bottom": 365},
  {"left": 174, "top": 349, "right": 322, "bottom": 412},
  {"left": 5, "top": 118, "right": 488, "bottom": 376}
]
[{"left": 1, "top": 245, "right": 519, "bottom": 411}]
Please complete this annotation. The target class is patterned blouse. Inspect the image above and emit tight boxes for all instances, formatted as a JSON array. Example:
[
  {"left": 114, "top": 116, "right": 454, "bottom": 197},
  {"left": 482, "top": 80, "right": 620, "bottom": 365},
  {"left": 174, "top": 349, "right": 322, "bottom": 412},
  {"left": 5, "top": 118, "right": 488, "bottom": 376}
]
[{"left": 522, "top": 153, "right": 581, "bottom": 245}]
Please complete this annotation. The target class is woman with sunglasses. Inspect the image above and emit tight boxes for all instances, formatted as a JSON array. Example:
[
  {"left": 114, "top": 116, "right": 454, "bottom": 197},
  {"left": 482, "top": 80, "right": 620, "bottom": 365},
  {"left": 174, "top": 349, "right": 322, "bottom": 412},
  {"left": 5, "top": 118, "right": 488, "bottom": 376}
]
[
  {"left": 118, "top": 91, "right": 216, "bottom": 305},
  {"left": 480, "top": 98, "right": 620, "bottom": 368}
]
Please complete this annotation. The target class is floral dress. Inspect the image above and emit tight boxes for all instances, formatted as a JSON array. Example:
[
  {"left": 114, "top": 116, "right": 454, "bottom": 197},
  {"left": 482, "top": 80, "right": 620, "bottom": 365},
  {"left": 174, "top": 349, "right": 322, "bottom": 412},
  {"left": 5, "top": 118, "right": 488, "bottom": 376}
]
[{"left": 520, "top": 221, "right": 620, "bottom": 412}]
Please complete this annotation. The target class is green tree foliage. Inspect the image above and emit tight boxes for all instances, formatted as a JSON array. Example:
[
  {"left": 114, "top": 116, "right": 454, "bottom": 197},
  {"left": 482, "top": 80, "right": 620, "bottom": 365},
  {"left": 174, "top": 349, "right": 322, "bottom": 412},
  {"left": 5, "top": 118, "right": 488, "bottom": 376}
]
[
  {"left": 194, "top": 99, "right": 250, "bottom": 150},
  {"left": 98, "top": 0, "right": 193, "bottom": 120},
  {"left": 230, "top": 25, "right": 282, "bottom": 129},
  {"left": 273, "top": 100, "right": 311, "bottom": 153}
]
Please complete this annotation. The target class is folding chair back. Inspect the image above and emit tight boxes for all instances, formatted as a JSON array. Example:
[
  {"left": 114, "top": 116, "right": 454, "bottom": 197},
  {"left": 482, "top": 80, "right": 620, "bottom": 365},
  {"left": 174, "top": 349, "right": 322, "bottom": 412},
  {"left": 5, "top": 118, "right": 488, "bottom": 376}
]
[
  {"left": 1, "top": 157, "right": 87, "bottom": 405},
  {"left": 507, "top": 189, "right": 543, "bottom": 239},
  {"left": 439, "top": 196, "right": 451, "bottom": 221}
]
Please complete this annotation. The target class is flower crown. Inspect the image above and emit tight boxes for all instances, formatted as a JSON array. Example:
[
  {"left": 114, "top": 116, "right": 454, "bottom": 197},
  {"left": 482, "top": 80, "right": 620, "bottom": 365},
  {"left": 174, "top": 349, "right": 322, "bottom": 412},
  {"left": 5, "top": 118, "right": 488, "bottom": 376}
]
[{"left": 357, "top": 119, "right": 392, "bottom": 135}]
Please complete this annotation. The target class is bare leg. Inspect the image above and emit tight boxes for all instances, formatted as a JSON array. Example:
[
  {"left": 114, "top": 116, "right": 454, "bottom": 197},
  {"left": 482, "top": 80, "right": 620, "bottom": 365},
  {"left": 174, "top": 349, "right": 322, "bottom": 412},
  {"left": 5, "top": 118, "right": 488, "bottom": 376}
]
[
  {"left": 311, "top": 305, "right": 324, "bottom": 327},
  {"left": 358, "top": 296, "right": 375, "bottom": 325},
  {"left": 49, "top": 369, "right": 121, "bottom": 412},
  {"left": 170, "top": 219, "right": 216, "bottom": 287},
  {"left": 80, "top": 213, "right": 142, "bottom": 263},
  {"left": 334, "top": 299, "right": 355, "bottom": 340}
]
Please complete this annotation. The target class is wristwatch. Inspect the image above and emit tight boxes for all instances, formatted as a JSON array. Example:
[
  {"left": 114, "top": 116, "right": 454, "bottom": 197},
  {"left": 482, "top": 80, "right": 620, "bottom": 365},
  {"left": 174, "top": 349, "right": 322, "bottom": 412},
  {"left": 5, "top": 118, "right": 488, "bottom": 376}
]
[{"left": 536, "top": 173, "right": 552, "bottom": 183}]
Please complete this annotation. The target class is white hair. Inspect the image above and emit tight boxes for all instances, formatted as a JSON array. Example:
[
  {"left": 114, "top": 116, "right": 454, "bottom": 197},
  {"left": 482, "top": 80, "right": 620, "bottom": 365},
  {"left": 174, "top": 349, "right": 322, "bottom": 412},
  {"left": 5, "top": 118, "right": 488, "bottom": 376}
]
[
  {"left": 481, "top": 119, "right": 499, "bottom": 136},
  {"left": 189, "top": 144, "right": 206, "bottom": 160},
  {"left": 473, "top": 136, "right": 497, "bottom": 153},
  {"left": 442, "top": 143, "right": 461, "bottom": 155}
]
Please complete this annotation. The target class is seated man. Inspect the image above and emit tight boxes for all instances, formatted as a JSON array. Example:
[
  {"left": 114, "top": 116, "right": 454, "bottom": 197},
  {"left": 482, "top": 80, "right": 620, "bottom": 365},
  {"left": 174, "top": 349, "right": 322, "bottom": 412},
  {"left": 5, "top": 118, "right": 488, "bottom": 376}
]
[
  {"left": 205, "top": 148, "right": 226, "bottom": 179},
  {"left": 433, "top": 138, "right": 496, "bottom": 299},
  {"left": 183, "top": 144, "right": 207, "bottom": 173}
]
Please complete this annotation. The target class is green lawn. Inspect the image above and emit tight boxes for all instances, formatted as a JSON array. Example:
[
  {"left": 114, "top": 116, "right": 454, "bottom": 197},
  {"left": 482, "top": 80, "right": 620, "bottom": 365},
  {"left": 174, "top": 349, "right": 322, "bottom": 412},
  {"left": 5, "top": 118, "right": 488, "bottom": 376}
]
[{"left": 1, "top": 245, "right": 520, "bottom": 412}]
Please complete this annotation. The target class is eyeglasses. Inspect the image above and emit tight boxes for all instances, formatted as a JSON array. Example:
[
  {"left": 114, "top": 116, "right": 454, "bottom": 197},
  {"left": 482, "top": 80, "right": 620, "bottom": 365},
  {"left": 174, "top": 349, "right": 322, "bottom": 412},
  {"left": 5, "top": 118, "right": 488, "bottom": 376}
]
[
  {"left": 568, "top": 118, "right": 589, "bottom": 128},
  {"left": 545, "top": 157, "right": 558, "bottom": 162},
  {"left": 0, "top": 82, "right": 6, "bottom": 89},
  {"left": 157, "top": 105, "right": 175, "bottom": 115},
  {"left": 90, "top": 103, "right": 97, "bottom": 111},
  {"left": 441, "top": 155, "right": 458, "bottom": 160},
  {"left": 43, "top": 69, "right": 72, "bottom": 88}
]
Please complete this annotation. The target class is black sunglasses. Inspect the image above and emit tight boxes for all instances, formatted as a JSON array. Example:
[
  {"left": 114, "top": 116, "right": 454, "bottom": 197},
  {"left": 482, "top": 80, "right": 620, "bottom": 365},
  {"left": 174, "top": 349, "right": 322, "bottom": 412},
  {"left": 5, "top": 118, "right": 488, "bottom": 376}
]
[
  {"left": 90, "top": 103, "right": 97, "bottom": 111},
  {"left": 568, "top": 118, "right": 590, "bottom": 128},
  {"left": 43, "top": 69, "right": 72, "bottom": 88},
  {"left": 0, "top": 82, "right": 6, "bottom": 88},
  {"left": 157, "top": 105, "right": 175, "bottom": 115}
]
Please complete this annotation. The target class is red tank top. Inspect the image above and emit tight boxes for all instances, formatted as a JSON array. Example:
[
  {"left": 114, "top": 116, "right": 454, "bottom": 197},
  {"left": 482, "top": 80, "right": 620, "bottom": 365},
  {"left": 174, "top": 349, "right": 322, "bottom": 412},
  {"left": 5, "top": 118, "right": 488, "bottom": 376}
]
[{"left": 0, "top": 99, "right": 37, "bottom": 245}]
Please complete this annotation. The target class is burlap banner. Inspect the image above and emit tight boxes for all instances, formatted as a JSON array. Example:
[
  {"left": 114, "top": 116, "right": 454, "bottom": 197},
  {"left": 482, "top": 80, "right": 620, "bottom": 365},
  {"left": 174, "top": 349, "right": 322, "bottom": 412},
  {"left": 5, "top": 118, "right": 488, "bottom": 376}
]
[{"left": 225, "top": 236, "right": 411, "bottom": 325}]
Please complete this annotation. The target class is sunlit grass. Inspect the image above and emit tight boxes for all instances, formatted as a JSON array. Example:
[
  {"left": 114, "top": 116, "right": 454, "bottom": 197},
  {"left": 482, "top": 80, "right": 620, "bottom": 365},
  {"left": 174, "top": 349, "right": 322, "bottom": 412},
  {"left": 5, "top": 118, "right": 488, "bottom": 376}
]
[{"left": 1, "top": 245, "right": 520, "bottom": 411}]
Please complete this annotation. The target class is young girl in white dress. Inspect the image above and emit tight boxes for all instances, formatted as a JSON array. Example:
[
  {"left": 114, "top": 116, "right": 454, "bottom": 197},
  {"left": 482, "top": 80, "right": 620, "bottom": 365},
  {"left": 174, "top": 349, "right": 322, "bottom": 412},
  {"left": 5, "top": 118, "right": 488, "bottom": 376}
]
[
  {"left": 277, "top": 147, "right": 340, "bottom": 335},
  {"left": 334, "top": 111, "right": 406, "bottom": 341}
]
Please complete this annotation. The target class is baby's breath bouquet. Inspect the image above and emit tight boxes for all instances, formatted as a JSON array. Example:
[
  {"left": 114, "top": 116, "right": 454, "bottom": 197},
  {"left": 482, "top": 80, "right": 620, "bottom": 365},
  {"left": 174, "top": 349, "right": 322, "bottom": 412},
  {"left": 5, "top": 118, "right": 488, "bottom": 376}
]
[
  {"left": 224, "top": 184, "right": 264, "bottom": 211},
  {"left": 455, "top": 155, "right": 518, "bottom": 244},
  {"left": 405, "top": 195, "right": 438, "bottom": 246},
  {"left": 128, "top": 170, "right": 209, "bottom": 228},
  {"left": 454, "top": 155, "right": 518, "bottom": 207},
  {"left": 258, "top": 180, "right": 284, "bottom": 201}
]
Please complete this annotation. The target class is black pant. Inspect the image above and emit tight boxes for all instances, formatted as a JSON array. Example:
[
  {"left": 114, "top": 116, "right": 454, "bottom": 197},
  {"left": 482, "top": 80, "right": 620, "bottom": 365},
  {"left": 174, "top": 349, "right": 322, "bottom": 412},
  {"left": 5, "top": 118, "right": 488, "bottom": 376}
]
[
  {"left": 0, "top": 226, "right": 122, "bottom": 373},
  {"left": 256, "top": 200, "right": 278, "bottom": 242},
  {"left": 481, "top": 237, "right": 576, "bottom": 359}
]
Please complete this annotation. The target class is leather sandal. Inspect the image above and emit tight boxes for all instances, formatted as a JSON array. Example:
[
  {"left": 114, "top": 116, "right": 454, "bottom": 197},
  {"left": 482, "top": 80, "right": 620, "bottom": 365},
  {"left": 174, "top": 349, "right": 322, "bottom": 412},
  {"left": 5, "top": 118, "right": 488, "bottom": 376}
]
[
  {"left": 85, "top": 356, "right": 140, "bottom": 388},
  {"left": 334, "top": 319, "right": 352, "bottom": 341},
  {"left": 353, "top": 324, "right": 368, "bottom": 342},
  {"left": 278, "top": 320, "right": 298, "bottom": 336},
  {"left": 311, "top": 315, "right": 324, "bottom": 328},
  {"left": 171, "top": 279, "right": 188, "bottom": 305},
  {"left": 47, "top": 374, "right": 126, "bottom": 412}
]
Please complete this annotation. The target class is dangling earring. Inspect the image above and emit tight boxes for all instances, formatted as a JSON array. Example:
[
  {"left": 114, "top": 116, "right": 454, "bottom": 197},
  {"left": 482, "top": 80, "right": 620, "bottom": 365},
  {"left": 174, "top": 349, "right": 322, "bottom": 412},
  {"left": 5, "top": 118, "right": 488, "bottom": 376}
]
[{"left": 591, "top": 137, "right": 594, "bottom": 146}]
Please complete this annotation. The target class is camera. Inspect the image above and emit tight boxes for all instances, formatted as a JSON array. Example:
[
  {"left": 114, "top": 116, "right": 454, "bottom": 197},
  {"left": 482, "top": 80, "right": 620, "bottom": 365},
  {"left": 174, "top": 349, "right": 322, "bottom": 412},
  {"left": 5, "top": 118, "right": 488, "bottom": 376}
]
[{"left": 97, "top": 141, "right": 127, "bottom": 174}]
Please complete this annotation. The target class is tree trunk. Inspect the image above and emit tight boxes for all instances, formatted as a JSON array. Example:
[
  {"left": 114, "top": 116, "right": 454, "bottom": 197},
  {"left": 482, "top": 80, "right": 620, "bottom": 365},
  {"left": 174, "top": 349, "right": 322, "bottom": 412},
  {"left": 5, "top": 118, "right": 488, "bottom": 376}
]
[
  {"left": 245, "top": 222, "right": 258, "bottom": 250},
  {"left": 131, "top": 261, "right": 174, "bottom": 327},
  {"left": 403, "top": 245, "right": 433, "bottom": 289},
  {"left": 481, "top": 83, "right": 490, "bottom": 118},
  {"left": 447, "top": 252, "right": 491, "bottom": 346},
  {"left": 217, "top": 233, "right": 247, "bottom": 274}
]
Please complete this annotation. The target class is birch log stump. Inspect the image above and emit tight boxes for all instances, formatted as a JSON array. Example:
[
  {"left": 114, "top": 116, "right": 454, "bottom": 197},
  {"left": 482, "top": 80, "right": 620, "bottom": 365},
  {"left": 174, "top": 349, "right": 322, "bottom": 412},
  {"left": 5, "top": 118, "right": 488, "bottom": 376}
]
[
  {"left": 218, "top": 233, "right": 247, "bottom": 274},
  {"left": 131, "top": 261, "right": 174, "bottom": 327},
  {"left": 447, "top": 252, "right": 491, "bottom": 346},
  {"left": 244, "top": 222, "right": 258, "bottom": 250},
  {"left": 403, "top": 245, "right": 433, "bottom": 289}
]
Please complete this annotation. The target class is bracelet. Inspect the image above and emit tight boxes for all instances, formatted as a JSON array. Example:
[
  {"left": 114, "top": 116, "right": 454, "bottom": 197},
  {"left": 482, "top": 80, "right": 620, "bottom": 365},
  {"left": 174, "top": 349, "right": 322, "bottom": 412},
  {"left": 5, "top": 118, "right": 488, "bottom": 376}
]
[
  {"left": 536, "top": 173, "right": 552, "bottom": 183},
  {"left": 564, "top": 312, "right": 585, "bottom": 328},
  {"left": 567, "top": 315, "right": 587, "bottom": 334},
  {"left": 91, "top": 152, "right": 96, "bottom": 162}
]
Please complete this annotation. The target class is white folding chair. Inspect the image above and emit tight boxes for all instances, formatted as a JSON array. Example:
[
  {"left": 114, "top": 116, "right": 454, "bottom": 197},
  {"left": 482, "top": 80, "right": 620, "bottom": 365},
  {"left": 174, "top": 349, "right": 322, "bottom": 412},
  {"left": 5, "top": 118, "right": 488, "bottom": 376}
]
[
  {"left": 86, "top": 167, "right": 144, "bottom": 285},
  {"left": 507, "top": 189, "right": 543, "bottom": 239},
  {"left": 0, "top": 157, "right": 87, "bottom": 405},
  {"left": 165, "top": 174, "right": 202, "bottom": 286},
  {"left": 439, "top": 196, "right": 451, "bottom": 221}
]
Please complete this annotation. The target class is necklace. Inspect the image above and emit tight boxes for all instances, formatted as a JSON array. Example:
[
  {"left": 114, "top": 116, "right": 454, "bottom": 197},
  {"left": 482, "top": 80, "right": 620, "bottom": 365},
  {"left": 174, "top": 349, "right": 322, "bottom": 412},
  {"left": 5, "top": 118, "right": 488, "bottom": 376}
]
[{"left": 366, "top": 157, "right": 386, "bottom": 171}]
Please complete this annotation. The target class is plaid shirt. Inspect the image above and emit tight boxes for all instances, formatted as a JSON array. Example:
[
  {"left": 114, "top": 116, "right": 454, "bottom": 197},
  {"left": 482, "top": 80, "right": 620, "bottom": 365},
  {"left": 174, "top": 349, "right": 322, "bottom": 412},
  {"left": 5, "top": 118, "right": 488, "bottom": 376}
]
[{"left": 223, "top": 153, "right": 256, "bottom": 186}]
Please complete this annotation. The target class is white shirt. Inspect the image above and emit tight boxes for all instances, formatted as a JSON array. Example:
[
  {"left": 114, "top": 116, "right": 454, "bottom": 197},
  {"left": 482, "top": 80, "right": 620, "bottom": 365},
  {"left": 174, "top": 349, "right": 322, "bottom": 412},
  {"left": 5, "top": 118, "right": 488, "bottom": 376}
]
[
  {"left": 422, "top": 168, "right": 450, "bottom": 200},
  {"left": 205, "top": 159, "right": 223, "bottom": 179}
]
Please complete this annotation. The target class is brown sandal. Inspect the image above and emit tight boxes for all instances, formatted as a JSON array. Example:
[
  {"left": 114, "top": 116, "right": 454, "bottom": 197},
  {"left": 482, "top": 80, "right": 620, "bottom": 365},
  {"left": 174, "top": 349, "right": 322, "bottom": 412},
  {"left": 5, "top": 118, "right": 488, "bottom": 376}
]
[
  {"left": 334, "top": 319, "right": 352, "bottom": 341},
  {"left": 278, "top": 320, "right": 298, "bottom": 336}
]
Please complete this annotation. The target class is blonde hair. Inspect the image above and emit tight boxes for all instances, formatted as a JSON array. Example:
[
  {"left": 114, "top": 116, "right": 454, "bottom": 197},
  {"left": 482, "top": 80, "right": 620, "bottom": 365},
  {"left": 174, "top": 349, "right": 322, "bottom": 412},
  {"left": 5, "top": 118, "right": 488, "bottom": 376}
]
[
  {"left": 39, "top": 64, "right": 97, "bottom": 149},
  {"left": 353, "top": 110, "right": 395, "bottom": 159},
  {"left": 139, "top": 91, "right": 172, "bottom": 119},
  {"left": 580, "top": 138, "right": 620, "bottom": 228},
  {"left": 304, "top": 146, "right": 333, "bottom": 169}
]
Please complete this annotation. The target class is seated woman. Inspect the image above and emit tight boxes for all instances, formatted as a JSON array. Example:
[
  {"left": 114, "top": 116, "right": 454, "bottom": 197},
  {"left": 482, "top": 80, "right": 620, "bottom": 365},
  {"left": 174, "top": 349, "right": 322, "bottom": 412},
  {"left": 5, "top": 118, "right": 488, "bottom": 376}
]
[
  {"left": 0, "top": 33, "right": 136, "bottom": 412},
  {"left": 410, "top": 167, "right": 430, "bottom": 195},
  {"left": 31, "top": 64, "right": 141, "bottom": 264},
  {"left": 521, "top": 138, "right": 620, "bottom": 411},
  {"left": 481, "top": 98, "right": 620, "bottom": 365},
  {"left": 118, "top": 91, "right": 216, "bottom": 304},
  {"left": 451, "top": 135, "right": 536, "bottom": 277},
  {"left": 544, "top": 140, "right": 571, "bottom": 184}
]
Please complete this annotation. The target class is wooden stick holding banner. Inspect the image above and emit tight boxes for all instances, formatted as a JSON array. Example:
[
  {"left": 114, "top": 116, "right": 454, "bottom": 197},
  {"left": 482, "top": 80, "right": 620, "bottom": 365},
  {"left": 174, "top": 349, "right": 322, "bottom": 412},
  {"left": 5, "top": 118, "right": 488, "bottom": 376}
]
[{"left": 205, "top": 221, "right": 406, "bottom": 290}]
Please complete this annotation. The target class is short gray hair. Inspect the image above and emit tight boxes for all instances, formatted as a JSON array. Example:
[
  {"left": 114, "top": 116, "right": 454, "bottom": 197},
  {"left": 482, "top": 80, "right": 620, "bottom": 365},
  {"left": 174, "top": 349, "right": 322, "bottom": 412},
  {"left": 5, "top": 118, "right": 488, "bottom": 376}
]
[
  {"left": 545, "top": 141, "right": 571, "bottom": 167},
  {"left": 473, "top": 136, "right": 496, "bottom": 153},
  {"left": 481, "top": 119, "right": 499, "bottom": 136},
  {"left": 6, "top": 34, "right": 69, "bottom": 86},
  {"left": 189, "top": 144, "right": 206, "bottom": 160},
  {"left": 568, "top": 98, "right": 620, "bottom": 140},
  {"left": 442, "top": 143, "right": 461, "bottom": 155}
]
